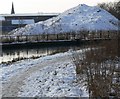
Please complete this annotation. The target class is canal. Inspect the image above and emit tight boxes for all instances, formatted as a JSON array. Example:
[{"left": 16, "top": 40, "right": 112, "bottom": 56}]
[{"left": 1, "top": 43, "right": 85, "bottom": 63}]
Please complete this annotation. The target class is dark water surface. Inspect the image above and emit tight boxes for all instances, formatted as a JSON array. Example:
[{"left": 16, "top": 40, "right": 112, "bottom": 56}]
[{"left": 1, "top": 44, "right": 83, "bottom": 63}]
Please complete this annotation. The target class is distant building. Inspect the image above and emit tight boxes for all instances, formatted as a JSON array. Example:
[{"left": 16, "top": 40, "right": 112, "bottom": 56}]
[{"left": 0, "top": 2, "right": 59, "bottom": 33}]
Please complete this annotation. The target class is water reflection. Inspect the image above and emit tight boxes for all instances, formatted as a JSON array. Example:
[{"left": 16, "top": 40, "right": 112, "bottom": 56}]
[{"left": 1, "top": 45, "right": 81, "bottom": 63}]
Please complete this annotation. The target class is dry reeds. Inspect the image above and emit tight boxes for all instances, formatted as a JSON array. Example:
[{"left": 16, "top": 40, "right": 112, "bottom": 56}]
[{"left": 72, "top": 31, "right": 120, "bottom": 97}]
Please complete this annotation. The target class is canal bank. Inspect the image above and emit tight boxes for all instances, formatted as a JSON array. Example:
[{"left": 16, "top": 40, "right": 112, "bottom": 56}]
[{"left": 1, "top": 38, "right": 112, "bottom": 63}]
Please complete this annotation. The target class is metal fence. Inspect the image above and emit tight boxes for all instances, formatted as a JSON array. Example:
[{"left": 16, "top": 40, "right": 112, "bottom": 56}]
[{"left": 0, "top": 30, "right": 119, "bottom": 44}]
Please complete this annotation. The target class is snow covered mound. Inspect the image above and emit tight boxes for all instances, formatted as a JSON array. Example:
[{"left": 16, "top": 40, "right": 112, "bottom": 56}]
[{"left": 10, "top": 4, "right": 119, "bottom": 35}]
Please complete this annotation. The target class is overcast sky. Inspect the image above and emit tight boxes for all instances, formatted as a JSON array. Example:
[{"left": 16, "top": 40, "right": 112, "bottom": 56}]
[{"left": 0, "top": 0, "right": 117, "bottom": 14}]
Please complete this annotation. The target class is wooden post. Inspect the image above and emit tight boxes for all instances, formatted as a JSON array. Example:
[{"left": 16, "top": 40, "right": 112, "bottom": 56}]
[
  {"left": 43, "top": 34, "right": 44, "bottom": 41},
  {"left": 63, "top": 33, "right": 65, "bottom": 40},
  {"left": 57, "top": 34, "right": 58, "bottom": 40},
  {"left": 20, "top": 35, "right": 22, "bottom": 42},
  {"left": 1, "top": 36, "right": 2, "bottom": 43},
  {"left": 73, "top": 33, "right": 75, "bottom": 40},
  {"left": 39, "top": 34, "right": 40, "bottom": 41},
  {"left": 65, "top": 33, "right": 67, "bottom": 40},
  {"left": 118, "top": 30, "right": 120, "bottom": 57},
  {"left": 84, "top": 33, "right": 85, "bottom": 40},
  {"left": 17, "top": 36, "right": 19, "bottom": 42},
  {"left": 108, "top": 31, "right": 110, "bottom": 39},
  {"left": 67, "top": 33, "right": 69, "bottom": 40},
  {"left": 100, "top": 31, "right": 102, "bottom": 39},
  {"left": 47, "top": 34, "right": 48, "bottom": 41},
  {"left": 9, "top": 36, "right": 11, "bottom": 43},
  {"left": 26, "top": 35, "right": 28, "bottom": 42},
  {"left": 36, "top": 35, "right": 38, "bottom": 42}
]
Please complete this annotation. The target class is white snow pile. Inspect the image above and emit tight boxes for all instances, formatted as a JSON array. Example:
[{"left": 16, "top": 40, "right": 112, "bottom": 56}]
[{"left": 10, "top": 4, "right": 119, "bottom": 35}]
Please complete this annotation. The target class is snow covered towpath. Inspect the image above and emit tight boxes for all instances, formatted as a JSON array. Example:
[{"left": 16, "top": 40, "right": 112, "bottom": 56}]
[{"left": 2, "top": 51, "right": 88, "bottom": 97}]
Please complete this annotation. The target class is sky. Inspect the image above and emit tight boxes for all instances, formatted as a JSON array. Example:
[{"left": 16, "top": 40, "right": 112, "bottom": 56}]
[{"left": 0, "top": 0, "right": 117, "bottom": 14}]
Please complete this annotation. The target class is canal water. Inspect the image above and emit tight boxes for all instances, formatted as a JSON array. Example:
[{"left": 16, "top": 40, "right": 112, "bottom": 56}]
[{"left": 0, "top": 44, "right": 84, "bottom": 63}]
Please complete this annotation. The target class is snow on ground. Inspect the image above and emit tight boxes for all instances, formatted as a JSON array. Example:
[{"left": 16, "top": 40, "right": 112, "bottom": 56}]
[
  {"left": 1, "top": 49, "right": 89, "bottom": 97},
  {"left": 10, "top": 4, "right": 119, "bottom": 35},
  {"left": 1, "top": 52, "right": 72, "bottom": 84}
]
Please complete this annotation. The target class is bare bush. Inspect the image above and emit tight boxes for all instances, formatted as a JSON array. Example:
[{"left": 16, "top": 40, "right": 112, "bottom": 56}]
[{"left": 72, "top": 33, "right": 120, "bottom": 97}]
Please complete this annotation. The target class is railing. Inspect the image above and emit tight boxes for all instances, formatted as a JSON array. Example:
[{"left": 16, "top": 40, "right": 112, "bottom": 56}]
[{"left": 0, "top": 30, "right": 119, "bottom": 44}]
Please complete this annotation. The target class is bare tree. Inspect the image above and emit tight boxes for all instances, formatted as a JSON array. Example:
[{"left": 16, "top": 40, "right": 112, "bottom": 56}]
[{"left": 97, "top": 1, "right": 120, "bottom": 20}]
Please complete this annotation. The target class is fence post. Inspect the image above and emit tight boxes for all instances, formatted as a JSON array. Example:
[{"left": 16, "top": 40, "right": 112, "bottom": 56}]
[
  {"left": 107, "top": 31, "right": 110, "bottom": 39},
  {"left": 26, "top": 35, "right": 28, "bottom": 42},
  {"left": 36, "top": 35, "right": 38, "bottom": 42},
  {"left": 117, "top": 30, "right": 120, "bottom": 57},
  {"left": 100, "top": 31, "right": 102, "bottom": 39},
  {"left": 17, "top": 36, "right": 19, "bottom": 42},
  {"left": 9, "top": 36, "right": 11, "bottom": 43},
  {"left": 47, "top": 34, "right": 48, "bottom": 41},
  {"left": 1, "top": 36, "right": 2, "bottom": 43},
  {"left": 57, "top": 34, "right": 58, "bottom": 40},
  {"left": 65, "top": 33, "right": 68, "bottom": 40},
  {"left": 68, "top": 33, "right": 69, "bottom": 40},
  {"left": 39, "top": 34, "right": 40, "bottom": 41}
]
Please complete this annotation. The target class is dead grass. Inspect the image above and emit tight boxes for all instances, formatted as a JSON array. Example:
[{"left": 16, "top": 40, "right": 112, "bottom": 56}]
[{"left": 72, "top": 32, "right": 120, "bottom": 97}]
